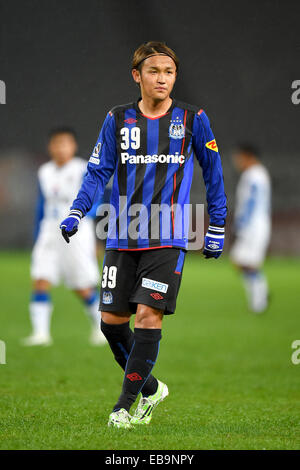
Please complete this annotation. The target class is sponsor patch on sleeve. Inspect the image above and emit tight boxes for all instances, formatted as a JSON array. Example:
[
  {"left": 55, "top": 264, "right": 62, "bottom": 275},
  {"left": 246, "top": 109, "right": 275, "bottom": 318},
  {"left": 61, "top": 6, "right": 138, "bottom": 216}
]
[
  {"left": 89, "top": 156, "right": 100, "bottom": 164},
  {"left": 205, "top": 139, "right": 218, "bottom": 152}
]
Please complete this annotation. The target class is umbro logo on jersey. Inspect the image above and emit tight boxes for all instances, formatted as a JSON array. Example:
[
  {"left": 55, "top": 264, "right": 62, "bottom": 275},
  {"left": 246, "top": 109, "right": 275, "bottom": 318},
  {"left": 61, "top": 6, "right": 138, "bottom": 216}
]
[
  {"left": 205, "top": 139, "right": 218, "bottom": 152},
  {"left": 121, "top": 152, "right": 185, "bottom": 165},
  {"left": 124, "top": 118, "right": 137, "bottom": 124}
]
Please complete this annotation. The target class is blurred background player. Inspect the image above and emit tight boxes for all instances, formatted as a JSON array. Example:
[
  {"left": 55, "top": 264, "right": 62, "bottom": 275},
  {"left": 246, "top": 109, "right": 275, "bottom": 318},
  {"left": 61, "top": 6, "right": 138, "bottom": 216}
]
[
  {"left": 22, "top": 127, "right": 106, "bottom": 346},
  {"left": 230, "top": 143, "right": 271, "bottom": 313}
]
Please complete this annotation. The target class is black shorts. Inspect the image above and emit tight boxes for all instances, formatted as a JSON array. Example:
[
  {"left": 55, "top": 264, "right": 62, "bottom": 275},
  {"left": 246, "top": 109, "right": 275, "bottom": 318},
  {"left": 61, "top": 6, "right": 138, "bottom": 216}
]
[{"left": 99, "top": 247, "right": 186, "bottom": 315}]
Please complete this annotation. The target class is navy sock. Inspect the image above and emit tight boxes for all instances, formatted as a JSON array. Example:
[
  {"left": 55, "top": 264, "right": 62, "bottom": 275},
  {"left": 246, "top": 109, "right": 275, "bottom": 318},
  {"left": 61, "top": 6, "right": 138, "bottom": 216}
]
[
  {"left": 113, "top": 328, "right": 161, "bottom": 412},
  {"left": 100, "top": 320, "right": 158, "bottom": 398}
]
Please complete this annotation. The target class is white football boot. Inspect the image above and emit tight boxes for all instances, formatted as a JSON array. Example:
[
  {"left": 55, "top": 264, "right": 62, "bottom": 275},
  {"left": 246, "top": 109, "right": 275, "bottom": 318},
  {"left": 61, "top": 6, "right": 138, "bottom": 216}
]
[
  {"left": 21, "top": 334, "right": 53, "bottom": 346},
  {"left": 90, "top": 326, "right": 107, "bottom": 346}
]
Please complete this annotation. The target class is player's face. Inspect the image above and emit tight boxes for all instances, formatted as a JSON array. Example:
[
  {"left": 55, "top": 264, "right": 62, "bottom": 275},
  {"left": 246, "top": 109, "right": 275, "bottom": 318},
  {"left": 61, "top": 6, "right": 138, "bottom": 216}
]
[
  {"left": 132, "top": 55, "right": 177, "bottom": 102},
  {"left": 48, "top": 134, "right": 77, "bottom": 166}
]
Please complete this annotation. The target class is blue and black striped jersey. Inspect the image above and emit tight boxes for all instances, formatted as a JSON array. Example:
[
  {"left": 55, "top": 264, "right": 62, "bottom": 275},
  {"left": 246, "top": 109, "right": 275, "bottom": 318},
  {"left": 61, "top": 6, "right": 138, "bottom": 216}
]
[{"left": 71, "top": 99, "right": 227, "bottom": 250}]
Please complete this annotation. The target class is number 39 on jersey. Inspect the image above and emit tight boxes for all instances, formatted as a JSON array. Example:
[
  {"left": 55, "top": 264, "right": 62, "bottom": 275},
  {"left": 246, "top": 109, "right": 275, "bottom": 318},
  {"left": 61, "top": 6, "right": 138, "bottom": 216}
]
[{"left": 120, "top": 127, "right": 140, "bottom": 150}]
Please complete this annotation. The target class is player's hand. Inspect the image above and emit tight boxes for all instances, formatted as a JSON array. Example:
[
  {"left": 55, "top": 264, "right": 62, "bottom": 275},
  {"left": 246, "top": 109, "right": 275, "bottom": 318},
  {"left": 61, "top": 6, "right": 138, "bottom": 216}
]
[
  {"left": 203, "top": 225, "right": 225, "bottom": 259},
  {"left": 60, "top": 210, "right": 83, "bottom": 243}
]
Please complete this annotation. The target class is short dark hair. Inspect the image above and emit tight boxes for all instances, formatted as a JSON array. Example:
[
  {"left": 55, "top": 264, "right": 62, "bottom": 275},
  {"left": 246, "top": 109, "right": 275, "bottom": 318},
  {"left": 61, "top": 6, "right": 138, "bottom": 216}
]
[
  {"left": 132, "top": 41, "right": 179, "bottom": 72},
  {"left": 48, "top": 127, "right": 77, "bottom": 141},
  {"left": 235, "top": 143, "right": 260, "bottom": 158}
]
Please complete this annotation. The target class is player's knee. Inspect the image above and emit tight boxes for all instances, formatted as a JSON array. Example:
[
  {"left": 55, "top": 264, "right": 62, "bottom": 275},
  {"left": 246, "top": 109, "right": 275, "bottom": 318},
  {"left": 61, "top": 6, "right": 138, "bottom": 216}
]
[
  {"left": 101, "top": 311, "right": 131, "bottom": 325},
  {"left": 135, "top": 305, "right": 163, "bottom": 329},
  {"left": 241, "top": 266, "right": 259, "bottom": 275},
  {"left": 74, "top": 287, "right": 93, "bottom": 299},
  {"left": 31, "top": 281, "right": 51, "bottom": 303}
]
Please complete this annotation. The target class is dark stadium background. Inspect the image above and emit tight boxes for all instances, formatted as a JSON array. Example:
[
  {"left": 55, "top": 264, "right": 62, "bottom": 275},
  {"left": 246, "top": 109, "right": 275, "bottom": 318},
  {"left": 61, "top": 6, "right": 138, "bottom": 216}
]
[{"left": 0, "top": 0, "right": 299, "bottom": 251}]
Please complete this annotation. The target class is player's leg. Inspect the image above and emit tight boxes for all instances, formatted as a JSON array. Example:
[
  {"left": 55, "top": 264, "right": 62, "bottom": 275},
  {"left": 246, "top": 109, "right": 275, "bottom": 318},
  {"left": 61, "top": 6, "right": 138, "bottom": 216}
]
[
  {"left": 101, "top": 311, "right": 133, "bottom": 428},
  {"left": 101, "top": 310, "right": 158, "bottom": 394},
  {"left": 99, "top": 250, "right": 138, "bottom": 388},
  {"left": 127, "top": 247, "right": 186, "bottom": 425},
  {"left": 60, "top": 221, "right": 102, "bottom": 343},
  {"left": 106, "top": 306, "right": 162, "bottom": 428},
  {"left": 111, "top": 304, "right": 163, "bottom": 409},
  {"left": 230, "top": 235, "right": 269, "bottom": 313},
  {"left": 101, "top": 309, "right": 161, "bottom": 428},
  {"left": 240, "top": 265, "right": 269, "bottom": 313},
  {"left": 22, "top": 279, "right": 53, "bottom": 346},
  {"left": 99, "top": 249, "right": 165, "bottom": 428},
  {"left": 24, "top": 230, "right": 60, "bottom": 345},
  {"left": 74, "top": 287, "right": 106, "bottom": 345},
  {"left": 101, "top": 311, "right": 132, "bottom": 367}
]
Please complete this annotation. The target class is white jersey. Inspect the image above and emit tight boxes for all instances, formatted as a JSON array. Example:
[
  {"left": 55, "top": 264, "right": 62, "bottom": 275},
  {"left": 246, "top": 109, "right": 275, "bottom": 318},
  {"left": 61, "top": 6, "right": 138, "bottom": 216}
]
[
  {"left": 230, "top": 164, "right": 271, "bottom": 268},
  {"left": 38, "top": 157, "right": 88, "bottom": 228},
  {"left": 234, "top": 164, "right": 271, "bottom": 239},
  {"left": 32, "top": 157, "right": 100, "bottom": 289}
]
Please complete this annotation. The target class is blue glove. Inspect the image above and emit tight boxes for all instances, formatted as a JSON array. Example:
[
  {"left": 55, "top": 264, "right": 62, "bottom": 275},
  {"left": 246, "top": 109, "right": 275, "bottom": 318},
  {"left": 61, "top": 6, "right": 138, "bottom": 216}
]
[
  {"left": 60, "top": 209, "right": 83, "bottom": 243},
  {"left": 203, "top": 225, "right": 225, "bottom": 259}
]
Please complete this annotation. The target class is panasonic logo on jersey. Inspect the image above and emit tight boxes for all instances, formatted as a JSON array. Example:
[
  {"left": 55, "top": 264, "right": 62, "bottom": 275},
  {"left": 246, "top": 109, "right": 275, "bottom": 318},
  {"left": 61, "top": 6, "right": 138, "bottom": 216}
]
[{"left": 121, "top": 152, "right": 185, "bottom": 164}]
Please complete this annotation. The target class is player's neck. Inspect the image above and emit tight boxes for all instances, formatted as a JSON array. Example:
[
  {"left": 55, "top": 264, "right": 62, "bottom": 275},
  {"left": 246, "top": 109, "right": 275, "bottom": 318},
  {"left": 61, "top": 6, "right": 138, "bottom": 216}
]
[
  {"left": 243, "top": 159, "right": 260, "bottom": 171},
  {"left": 138, "top": 95, "right": 172, "bottom": 118},
  {"left": 52, "top": 157, "right": 73, "bottom": 168}
]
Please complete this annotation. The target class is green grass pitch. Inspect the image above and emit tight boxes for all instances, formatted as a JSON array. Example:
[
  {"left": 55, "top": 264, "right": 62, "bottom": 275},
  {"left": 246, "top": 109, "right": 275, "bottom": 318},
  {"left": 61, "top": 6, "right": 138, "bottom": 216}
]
[{"left": 0, "top": 251, "right": 299, "bottom": 450}]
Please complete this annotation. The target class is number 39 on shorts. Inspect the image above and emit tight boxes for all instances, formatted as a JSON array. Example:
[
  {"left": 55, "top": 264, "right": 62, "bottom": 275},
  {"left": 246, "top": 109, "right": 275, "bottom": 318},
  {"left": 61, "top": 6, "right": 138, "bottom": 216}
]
[{"left": 102, "top": 265, "right": 117, "bottom": 288}]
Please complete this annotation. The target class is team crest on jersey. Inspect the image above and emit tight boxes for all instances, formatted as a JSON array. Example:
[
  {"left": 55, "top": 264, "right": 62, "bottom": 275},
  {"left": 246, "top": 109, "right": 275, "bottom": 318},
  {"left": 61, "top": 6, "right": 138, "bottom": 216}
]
[
  {"left": 205, "top": 139, "right": 218, "bottom": 152},
  {"left": 102, "top": 291, "right": 113, "bottom": 304},
  {"left": 169, "top": 117, "right": 185, "bottom": 140}
]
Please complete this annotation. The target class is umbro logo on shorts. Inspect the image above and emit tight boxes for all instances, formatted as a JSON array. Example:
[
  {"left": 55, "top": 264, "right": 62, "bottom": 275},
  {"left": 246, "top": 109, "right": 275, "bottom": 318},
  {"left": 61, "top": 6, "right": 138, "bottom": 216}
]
[{"left": 150, "top": 292, "right": 164, "bottom": 300}]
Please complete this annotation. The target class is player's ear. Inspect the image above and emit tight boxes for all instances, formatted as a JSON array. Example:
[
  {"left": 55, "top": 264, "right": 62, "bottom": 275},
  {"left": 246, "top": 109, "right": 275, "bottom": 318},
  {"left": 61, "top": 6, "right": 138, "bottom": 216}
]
[{"left": 132, "top": 68, "right": 141, "bottom": 85}]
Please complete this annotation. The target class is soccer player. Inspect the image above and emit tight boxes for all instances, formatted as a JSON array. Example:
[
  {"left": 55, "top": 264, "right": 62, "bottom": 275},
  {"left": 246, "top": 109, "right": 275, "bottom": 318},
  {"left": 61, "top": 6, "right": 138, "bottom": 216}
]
[
  {"left": 230, "top": 144, "right": 271, "bottom": 313},
  {"left": 23, "top": 127, "right": 106, "bottom": 346},
  {"left": 60, "top": 41, "right": 227, "bottom": 428}
]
